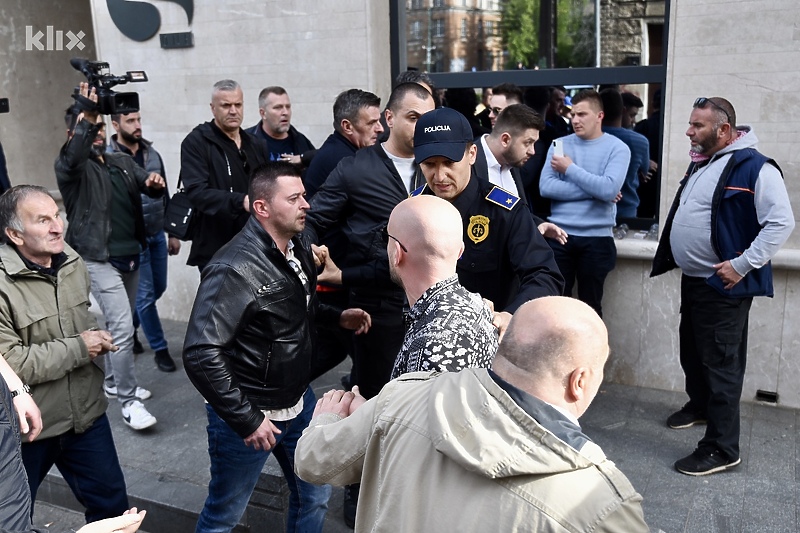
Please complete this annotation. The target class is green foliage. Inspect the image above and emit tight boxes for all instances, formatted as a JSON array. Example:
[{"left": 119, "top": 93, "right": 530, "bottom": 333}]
[
  {"left": 500, "top": 0, "right": 596, "bottom": 69},
  {"left": 501, "top": 0, "right": 539, "bottom": 69}
]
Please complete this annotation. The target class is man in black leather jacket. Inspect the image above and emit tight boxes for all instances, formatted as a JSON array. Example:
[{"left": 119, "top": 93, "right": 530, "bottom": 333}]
[{"left": 183, "top": 161, "right": 369, "bottom": 533}]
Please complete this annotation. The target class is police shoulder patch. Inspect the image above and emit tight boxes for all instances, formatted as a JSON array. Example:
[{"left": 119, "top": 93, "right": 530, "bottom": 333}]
[
  {"left": 485, "top": 186, "right": 520, "bottom": 211},
  {"left": 410, "top": 183, "right": 428, "bottom": 197}
]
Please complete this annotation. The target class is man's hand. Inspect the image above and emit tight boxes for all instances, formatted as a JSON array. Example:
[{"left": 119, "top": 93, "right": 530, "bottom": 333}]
[
  {"left": 612, "top": 191, "right": 623, "bottom": 203},
  {"left": 311, "top": 244, "right": 329, "bottom": 268},
  {"left": 75, "top": 82, "right": 100, "bottom": 123},
  {"left": 643, "top": 160, "right": 658, "bottom": 183},
  {"left": 243, "top": 417, "right": 282, "bottom": 451},
  {"left": 313, "top": 388, "right": 365, "bottom": 419},
  {"left": 281, "top": 154, "right": 302, "bottom": 165},
  {"left": 13, "top": 392, "right": 42, "bottom": 442},
  {"left": 144, "top": 172, "right": 165, "bottom": 189},
  {"left": 713, "top": 260, "right": 743, "bottom": 290},
  {"left": 76, "top": 507, "right": 146, "bottom": 533},
  {"left": 79, "top": 329, "right": 118, "bottom": 359},
  {"left": 492, "top": 311, "right": 513, "bottom": 342},
  {"left": 167, "top": 236, "right": 181, "bottom": 255},
  {"left": 317, "top": 252, "right": 343, "bottom": 285},
  {"left": 243, "top": 194, "right": 250, "bottom": 213},
  {"left": 550, "top": 154, "right": 573, "bottom": 174},
  {"left": 339, "top": 308, "right": 371, "bottom": 335},
  {"left": 538, "top": 222, "right": 567, "bottom": 245}
]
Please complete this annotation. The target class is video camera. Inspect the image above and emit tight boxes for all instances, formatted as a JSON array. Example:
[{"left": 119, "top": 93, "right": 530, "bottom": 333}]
[{"left": 70, "top": 58, "right": 148, "bottom": 115}]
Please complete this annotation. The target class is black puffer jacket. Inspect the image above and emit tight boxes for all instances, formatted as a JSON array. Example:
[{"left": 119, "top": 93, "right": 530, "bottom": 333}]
[
  {"left": 179, "top": 121, "right": 269, "bottom": 269},
  {"left": 183, "top": 217, "right": 339, "bottom": 438},
  {"left": 55, "top": 119, "right": 164, "bottom": 262}
]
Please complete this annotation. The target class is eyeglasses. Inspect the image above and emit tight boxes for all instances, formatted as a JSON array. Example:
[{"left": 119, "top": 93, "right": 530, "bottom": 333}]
[
  {"left": 381, "top": 226, "right": 408, "bottom": 253},
  {"left": 693, "top": 97, "right": 731, "bottom": 123}
]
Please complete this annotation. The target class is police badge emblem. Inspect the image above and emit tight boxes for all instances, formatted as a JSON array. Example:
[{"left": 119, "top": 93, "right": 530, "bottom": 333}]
[{"left": 468, "top": 215, "right": 489, "bottom": 244}]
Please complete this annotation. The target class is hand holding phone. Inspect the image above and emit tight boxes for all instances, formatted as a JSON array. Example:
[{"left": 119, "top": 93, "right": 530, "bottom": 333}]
[{"left": 552, "top": 139, "right": 564, "bottom": 157}]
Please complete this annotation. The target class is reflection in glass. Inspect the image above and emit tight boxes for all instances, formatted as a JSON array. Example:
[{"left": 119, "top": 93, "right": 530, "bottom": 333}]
[{"left": 404, "top": 0, "right": 665, "bottom": 73}]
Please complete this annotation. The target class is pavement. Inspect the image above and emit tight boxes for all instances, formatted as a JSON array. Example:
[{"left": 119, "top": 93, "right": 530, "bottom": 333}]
[{"left": 33, "top": 319, "right": 800, "bottom": 533}]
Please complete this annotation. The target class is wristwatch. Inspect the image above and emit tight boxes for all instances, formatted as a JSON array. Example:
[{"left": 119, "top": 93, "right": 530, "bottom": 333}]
[{"left": 10, "top": 384, "right": 30, "bottom": 398}]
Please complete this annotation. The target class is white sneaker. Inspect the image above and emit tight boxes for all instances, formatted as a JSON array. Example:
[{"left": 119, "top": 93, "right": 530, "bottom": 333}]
[
  {"left": 121, "top": 400, "right": 157, "bottom": 430},
  {"left": 104, "top": 385, "right": 152, "bottom": 401}
]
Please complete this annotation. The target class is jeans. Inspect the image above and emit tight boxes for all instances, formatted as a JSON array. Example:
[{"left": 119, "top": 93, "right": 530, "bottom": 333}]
[
  {"left": 548, "top": 236, "right": 616, "bottom": 317},
  {"left": 85, "top": 259, "right": 140, "bottom": 404},
  {"left": 680, "top": 275, "right": 753, "bottom": 460},
  {"left": 196, "top": 388, "right": 330, "bottom": 533},
  {"left": 133, "top": 232, "right": 169, "bottom": 351},
  {"left": 21, "top": 414, "right": 128, "bottom": 522}
]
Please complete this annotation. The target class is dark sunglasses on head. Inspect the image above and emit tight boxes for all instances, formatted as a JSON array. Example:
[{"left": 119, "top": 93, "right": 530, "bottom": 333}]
[{"left": 693, "top": 97, "right": 731, "bottom": 123}]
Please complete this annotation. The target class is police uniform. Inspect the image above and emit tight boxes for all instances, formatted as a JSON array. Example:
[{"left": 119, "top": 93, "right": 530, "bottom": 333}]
[{"left": 412, "top": 176, "right": 564, "bottom": 312}]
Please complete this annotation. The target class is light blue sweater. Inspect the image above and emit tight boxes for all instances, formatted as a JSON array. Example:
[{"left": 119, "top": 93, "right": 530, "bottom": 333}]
[{"left": 539, "top": 133, "right": 630, "bottom": 237}]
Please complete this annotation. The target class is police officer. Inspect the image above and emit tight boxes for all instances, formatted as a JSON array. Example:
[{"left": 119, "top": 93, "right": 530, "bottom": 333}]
[{"left": 411, "top": 107, "right": 564, "bottom": 337}]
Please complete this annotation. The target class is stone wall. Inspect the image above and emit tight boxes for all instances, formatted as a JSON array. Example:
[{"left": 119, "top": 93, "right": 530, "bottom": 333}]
[{"left": 0, "top": 0, "right": 97, "bottom": 191}]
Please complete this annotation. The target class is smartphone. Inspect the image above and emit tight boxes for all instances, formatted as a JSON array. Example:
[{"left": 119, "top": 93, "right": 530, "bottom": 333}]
[
  {"left": 0, "top": 98, "right": 8, "bottom": 114},
  {"left": 552, "top": 139, "right": 564, "bottom": 157}
]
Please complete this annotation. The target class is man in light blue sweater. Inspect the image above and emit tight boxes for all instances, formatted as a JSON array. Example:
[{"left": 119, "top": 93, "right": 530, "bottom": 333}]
[{"left": 539, "top": 89, "right": 630, "bottom": 316}]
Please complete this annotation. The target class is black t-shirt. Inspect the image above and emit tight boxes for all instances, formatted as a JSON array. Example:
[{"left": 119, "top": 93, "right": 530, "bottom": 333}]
[{"left": 265, "top": 135, "right": 297, "bottom": 162}]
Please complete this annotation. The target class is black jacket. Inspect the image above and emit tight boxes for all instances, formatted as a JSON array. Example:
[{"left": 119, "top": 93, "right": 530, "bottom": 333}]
[
  {"left": 179, "top": 121, "right": 269, "bottom": 269},
  {"left": 183, "top": 217, "right": 339, "bottom": 438},
  {"left": 303, "top": 131, "right": 359, "bottom": 199},
  {"left": 246, "top": 123, "right": 316, "bottom": 167},
  {"left": 107, "top": 135, "right": 169, "bottom": 237},
  {"left": 416, "top": 176, "right": 565, "bottom": 312},
  {"left": 55, "top": 119, "right": 163, "bottom": 262},
  {"left": 473, "top": 137, "right": 529, "bottom": 208},
  {"left": 304, "top": 143, "right": 425, "bottom": 289}
]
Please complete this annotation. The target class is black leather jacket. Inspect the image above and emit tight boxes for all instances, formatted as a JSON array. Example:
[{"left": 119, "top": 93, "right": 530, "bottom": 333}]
[{"left": 183, "top": 217, "right": 339, "bottom": 438}]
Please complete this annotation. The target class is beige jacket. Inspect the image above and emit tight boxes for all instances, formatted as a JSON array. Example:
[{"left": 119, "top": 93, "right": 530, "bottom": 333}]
[
  {"left": 296, "top": 369, "right": 648, "bottom": 532},
  {"left": 0, "top": 243, "right": 105, "bottom": 440}
]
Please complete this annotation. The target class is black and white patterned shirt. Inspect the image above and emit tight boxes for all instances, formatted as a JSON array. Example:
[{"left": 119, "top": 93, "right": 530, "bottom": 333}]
[{"left": 391, "top": 276, "right": 499, "bottom": 379}]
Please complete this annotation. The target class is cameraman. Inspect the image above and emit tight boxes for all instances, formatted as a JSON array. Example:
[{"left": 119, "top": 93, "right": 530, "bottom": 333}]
[{"left": 55, "top": 82, "right": 164, "bottom": 431}]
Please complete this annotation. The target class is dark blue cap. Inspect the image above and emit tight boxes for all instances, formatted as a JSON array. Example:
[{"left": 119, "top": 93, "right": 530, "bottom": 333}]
[{"left": 413, "top": 107, "right": 473, "bottom": 163}]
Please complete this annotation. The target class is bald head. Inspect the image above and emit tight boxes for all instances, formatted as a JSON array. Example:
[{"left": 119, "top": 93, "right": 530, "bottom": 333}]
[
  {"left": 493, "top": 297, "right": 609, "bottom": 416},
  {"left": 387, "top": 196, "right": 464, "bottom": 303},
  {"left": 389, "top": 196, "right": 463, "bottom": 266}
]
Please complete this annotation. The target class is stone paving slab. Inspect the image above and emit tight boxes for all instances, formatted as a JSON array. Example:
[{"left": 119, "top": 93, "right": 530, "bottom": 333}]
[{"left": 34, "top": 319, "right": 800, "bottom": 533}]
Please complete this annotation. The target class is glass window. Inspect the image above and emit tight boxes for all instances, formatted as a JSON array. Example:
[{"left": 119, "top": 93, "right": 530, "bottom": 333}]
[{"left": 393, "top": 0, "right": 670, "bottom": 224}]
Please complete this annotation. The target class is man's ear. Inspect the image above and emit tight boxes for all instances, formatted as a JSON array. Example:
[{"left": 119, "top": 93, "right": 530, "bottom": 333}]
[
  {"left": 340, "top": 119, "right": 353, "bottom": 136},
  {"left": 566, "top": 367, "right": 589, "bottom": 403},
  {"left": 251, "top": 198, "right": 269, "bottom": 218},
  {"left": 384, "top": 108, "right": 395, "bottom": 129},
  {"left": 5, "top": 228, "right": 23, "bottom": 247},
  {"left": 500, "top": 132, "right": 512, "bottom": 147}
]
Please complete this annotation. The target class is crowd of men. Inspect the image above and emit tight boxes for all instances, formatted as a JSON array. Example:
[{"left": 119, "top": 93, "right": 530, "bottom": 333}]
[{"left": 0, "top": 73, "right": 793, "bottom": 533}]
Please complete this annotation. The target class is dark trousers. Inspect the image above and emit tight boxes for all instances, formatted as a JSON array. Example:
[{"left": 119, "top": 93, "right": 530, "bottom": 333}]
[
  {"left": 548, "top": 236, "right": 616, "bottom": 317},
  {"left": 21, "top": 414, "right": 128, "bottom": 522},
  {"left": 680, "top": 275, "right": 753, "bottom": 460},
  {"left": 310, "top": 288, "right": 354, "bottom": 380},
  {"left": 349, "top": 289, "right": 406, "bottom": 399}
]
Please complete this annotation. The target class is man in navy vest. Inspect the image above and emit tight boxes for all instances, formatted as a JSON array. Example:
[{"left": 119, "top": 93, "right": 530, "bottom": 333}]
[{"left": 651, "top": 97, "right": 794, "bottom": 476}]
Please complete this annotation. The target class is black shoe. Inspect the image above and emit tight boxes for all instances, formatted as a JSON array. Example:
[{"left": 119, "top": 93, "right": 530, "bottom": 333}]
[
  {"left": 675, "top": 449, "right": 741, "bottom": 476},
  {"left": 133, "top": 331, "right": 145, "bottom": 354},
  {"left": 666, "top": 406, "right": 706, "bottom": 429},
  {"left": 343, "top": 483, "right": 359, "bottom": 529},
  {"left": 155, "top": 349, "right": 177, "bottom": 372}
]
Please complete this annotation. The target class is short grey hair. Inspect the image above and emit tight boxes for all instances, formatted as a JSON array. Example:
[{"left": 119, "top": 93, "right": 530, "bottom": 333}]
[
  {"left": 212, "top": 79, "right": 241, "bottom": 99},
  {"left": 0, "top": 185, "right": 54, "bottom": 243}
]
